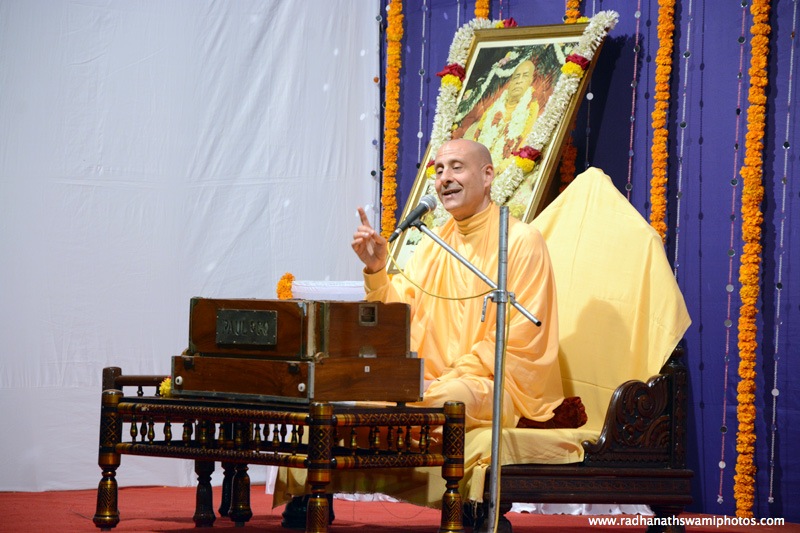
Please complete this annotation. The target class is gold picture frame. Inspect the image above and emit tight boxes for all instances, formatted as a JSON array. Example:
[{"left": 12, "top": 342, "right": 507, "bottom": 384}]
[{"left": 389, "top": 21, "right": 607, "bottom": 272}]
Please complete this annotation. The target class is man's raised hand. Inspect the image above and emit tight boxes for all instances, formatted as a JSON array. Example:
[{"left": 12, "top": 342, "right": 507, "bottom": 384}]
[{"left": 351, "top": 207, "right": 388, "bottom": 274}]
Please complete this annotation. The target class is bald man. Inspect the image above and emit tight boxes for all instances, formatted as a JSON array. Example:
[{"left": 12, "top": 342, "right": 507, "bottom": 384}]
[{"left": 352, "top": 139, "right": 564, "bottom": 430}]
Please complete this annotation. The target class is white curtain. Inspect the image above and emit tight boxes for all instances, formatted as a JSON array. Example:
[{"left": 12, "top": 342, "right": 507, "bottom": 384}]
[{"left": 0, "top": 0, "right": 380, "bottom": 491}]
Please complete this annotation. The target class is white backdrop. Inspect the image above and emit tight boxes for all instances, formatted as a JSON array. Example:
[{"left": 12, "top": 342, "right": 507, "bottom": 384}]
[{"left": 0, "top": 0, "right": 380, "bottom": 491}]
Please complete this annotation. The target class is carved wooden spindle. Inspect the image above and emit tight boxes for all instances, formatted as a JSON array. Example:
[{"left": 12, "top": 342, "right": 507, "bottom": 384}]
[
  {"left": 137, "top": 386, "right": 144, "bottom": 397},
  {"left": 279, "top": 422, "right": 287, "bottom": 444},
  {"left": 182, "top": 421, "right": 193, "bottom": 445},
  {"left": 396, "top": 426, "right": 405, "bottom": 453},
  {"left": 420, "top": 425, "right": 429, "bottom": 454},
  {"left": 130, "top": 416, "right": 138, "bottom": 442},
  {"left": 368, "top": 426, "right": 378, "bottom": 453},
  {"left": 217, "top": 422, "right": 226, "bottom": 448},
  {"left": 197, "top": 420, "right": 211, "bottom": 449},
  {"left": 272, "top": 424, "right": 280, "bottom": 448},
  {"left": 252, "top": 423, "right": 262, "bottom": 449},
  {"left": 386, "top": 425, "right": 394, "bottom": 451},
  {"left": 164, "top": 419, "right": 172, "bottom": 445},
  {"left": 406, "top": 425, "right": 413, "bottom": 453},
  {"left": 350, "top": 427, "right": 359, "bottom": 454},
  {"left": 234, "top": 422, "right": 244, "bottom": 449},
  {"left": 139, "top": 420, "right": 147, "bottom": 443},
  {"left": 147, "top": 419, "right": 155, "bottom": 444}
]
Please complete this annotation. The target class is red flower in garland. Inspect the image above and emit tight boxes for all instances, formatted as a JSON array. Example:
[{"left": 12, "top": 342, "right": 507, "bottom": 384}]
[
  {"left": 512, "top": 146, "right": 541, "bottom": 161},
  {"left": 565, "top": 53, "right": 590, "bottom": 70},
  {"left": 437, "top": 63, "right": 466, "bottom": 80},
  {"left": 503, "top": 18, "right": 518, "bottom": 28}
]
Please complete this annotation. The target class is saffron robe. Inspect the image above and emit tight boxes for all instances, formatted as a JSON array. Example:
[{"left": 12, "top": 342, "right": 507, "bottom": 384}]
[{"left": 366, "top": 202, "right": 564, "bottom": 428}]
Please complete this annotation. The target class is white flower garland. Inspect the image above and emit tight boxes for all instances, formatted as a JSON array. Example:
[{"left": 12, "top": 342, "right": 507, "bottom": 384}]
[{"left": 425, "top": 11, "right": 619, "bottom": 224}]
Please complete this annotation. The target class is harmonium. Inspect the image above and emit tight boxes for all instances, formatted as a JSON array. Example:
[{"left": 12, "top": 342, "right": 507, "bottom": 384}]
[{"left": 170, "top": 297, "right": 423, "bottom": 404}]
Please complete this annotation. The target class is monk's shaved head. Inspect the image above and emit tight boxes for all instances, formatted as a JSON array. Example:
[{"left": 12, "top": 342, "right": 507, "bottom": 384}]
[{"left": 433, "top": 139, "right": 495, "bottom": 221}]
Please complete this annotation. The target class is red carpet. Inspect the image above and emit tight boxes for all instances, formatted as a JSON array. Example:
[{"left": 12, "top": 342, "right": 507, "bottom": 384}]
[{"left": 1, "top": 485, "right": 797, "bottom": 532}]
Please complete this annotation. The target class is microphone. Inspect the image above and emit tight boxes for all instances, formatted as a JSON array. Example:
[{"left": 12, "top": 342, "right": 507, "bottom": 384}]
[{"left": 388, "top": 194, "right": 438, "bottom": 243}]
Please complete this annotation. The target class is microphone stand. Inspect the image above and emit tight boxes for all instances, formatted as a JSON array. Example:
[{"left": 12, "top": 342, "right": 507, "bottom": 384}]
[{"left": 411, "top": 206, "right": 540, "bottom": 533}]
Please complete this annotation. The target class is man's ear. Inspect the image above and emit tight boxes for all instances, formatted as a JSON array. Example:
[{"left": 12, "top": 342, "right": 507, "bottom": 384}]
[{"left": 483, "top": 163, "right": 495, "bottom": 187}]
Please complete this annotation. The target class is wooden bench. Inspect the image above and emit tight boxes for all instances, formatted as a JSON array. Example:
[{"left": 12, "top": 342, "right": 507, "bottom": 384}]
[{"left": 92, "top": 367, "right": 466, "bottom": 533}]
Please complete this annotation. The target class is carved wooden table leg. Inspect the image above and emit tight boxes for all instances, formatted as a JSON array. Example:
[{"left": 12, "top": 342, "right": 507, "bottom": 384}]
[
  {"left": 218, "top": 461, "right": 235, "bottom": 517},
  {"left": 193, "top": 460, "right": 216, "bottom": 527},
  {"left": 229, "top": 463, "right": 253, "bottom": 526},
  {"left": 439, "top": 401, "right": 465, "bottom": 533},
  {"left": 306, "top": 402, "right": 334, "bottom": 533},
  {"left": 93, "top": 389, "right": 123, "bottom": 531}
]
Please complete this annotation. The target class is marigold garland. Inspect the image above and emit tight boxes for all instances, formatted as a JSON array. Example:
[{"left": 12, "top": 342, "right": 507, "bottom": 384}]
[
  {"left": 734, "top": 0, "right": 770, "bottom": 518},
  {"left": 649, "top": 0, "right": 676, "bottom": 243},
  {"left": 565, "top": 0, "right": 581, "bottom": 23},
  {"left": 559, "top": 0, "right": 582, "bottom": 190},
  {"left": 380, "top": 0, "right": 404, "bottom": 239},
  {"left": 276, "top": 272, "right": 295, "bottom": 300},
  {"left": 474, "top": 0, "right": 489, "bottom": 19}
]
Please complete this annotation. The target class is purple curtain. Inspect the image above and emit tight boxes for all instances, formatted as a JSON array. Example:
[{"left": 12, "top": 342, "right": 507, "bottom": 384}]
[{"left": 384, "top": 0, "right": 800, "bottom": 521}]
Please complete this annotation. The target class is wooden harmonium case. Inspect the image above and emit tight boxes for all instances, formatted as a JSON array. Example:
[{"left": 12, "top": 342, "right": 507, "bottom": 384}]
[{"left": 171, "top": 298, "right": 423, "bottom": 403}]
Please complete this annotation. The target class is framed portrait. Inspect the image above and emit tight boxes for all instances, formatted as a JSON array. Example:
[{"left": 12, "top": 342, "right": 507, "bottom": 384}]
[{"left": 389, "top": 20, "right": 609, "bottom": 272}]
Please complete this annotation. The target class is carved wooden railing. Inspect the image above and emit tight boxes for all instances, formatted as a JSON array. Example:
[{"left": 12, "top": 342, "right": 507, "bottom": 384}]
[{"left": 93, "top": 367, "right": 465, "bottom": 533}]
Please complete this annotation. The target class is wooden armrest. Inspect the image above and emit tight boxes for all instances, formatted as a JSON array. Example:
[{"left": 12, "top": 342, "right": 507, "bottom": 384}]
[
  {"left": 102, "top": 366, "right": 165, "bottom": 394},
  {"left": 583, "top": 343, "right": 687, "bottom": 468}
]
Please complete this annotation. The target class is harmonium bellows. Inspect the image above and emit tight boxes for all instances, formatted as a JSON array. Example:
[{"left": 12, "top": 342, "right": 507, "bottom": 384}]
[{"left": 170, "top": 298, "right": 423, "bottom": 403}]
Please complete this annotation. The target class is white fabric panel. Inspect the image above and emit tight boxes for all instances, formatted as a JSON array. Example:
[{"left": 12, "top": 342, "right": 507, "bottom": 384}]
[{"left": 0, "top": 0, "right": 380, "bottom": 491}]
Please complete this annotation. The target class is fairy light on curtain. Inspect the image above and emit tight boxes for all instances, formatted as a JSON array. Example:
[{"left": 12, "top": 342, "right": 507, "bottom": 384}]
[
  {"left": 416, "top": 0, "right": 429, "bottom": 164},
  {"left": 649, "top": 0, "right": 676, "bottom": 242},
  {"left": 581, "top": 0, "right": 597, "bottom": 173},
  {"left": 716, "top": 1, "right": 749, "bottom": 507},
  {"left": 625, "top": 0, "right": 645, "bottom": 200},
  {"left": 734, "top": 0, "right": 770, "bottom": 518},
  {"left": 671, "top": 0, "right": 695, "bottom": 279},
  {"left": 767, "top": 0, "right": 797, "bottom": 506}
]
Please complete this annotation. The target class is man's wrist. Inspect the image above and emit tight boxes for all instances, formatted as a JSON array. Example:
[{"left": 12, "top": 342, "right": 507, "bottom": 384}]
[{"left": 363, "top": 261, "right": 386, "bottom": 274}]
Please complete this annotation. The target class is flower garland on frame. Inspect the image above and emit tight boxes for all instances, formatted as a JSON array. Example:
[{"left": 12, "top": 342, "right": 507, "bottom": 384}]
[
  {"left": 423, "top": 11, "right": 618, "bottom": 225},
  {"left": 734, "top": 0, "right": 770, "bottom": 518},
  {"left": 649, "top": 0, "right": 676, "bottom": 243},
  {"left": 380, "top": 0, "right": 404, "bottom": 239}
]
